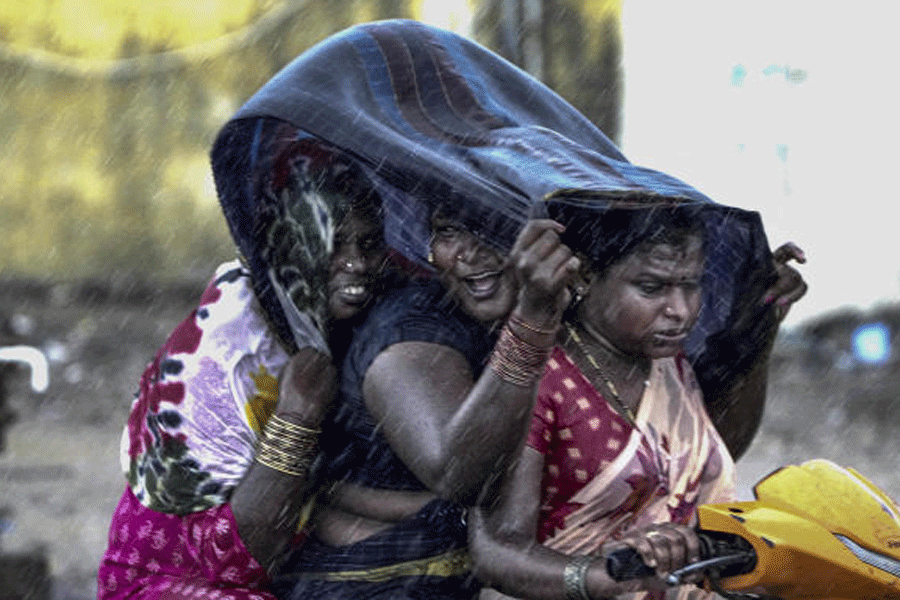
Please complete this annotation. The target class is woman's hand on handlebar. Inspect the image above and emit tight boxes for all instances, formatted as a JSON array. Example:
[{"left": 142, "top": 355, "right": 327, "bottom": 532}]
[{"left": 603, "top": 523, "right": 704, "bottom": 584}]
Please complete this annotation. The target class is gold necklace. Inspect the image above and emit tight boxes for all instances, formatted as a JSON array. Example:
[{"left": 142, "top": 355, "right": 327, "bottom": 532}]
[{"left": 565, "top": 322, "right": 638, "bottom": 426}]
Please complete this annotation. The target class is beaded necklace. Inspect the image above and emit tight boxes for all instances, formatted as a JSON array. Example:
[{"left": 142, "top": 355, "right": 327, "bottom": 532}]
[{"left": 564, "top": 322, "right": 640, "bottom": 427}]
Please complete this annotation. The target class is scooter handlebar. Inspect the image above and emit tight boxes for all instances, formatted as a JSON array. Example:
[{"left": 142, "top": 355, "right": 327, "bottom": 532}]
[
  {"left": 606, "top": 532, "right": 756, "bottom": 583},
  {"left": 605, "top": 546, "right": 656, "bottom": 581}
]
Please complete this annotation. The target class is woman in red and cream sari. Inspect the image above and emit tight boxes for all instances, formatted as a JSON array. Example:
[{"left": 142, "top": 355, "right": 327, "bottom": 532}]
[
  {"left": 530, "top": 341, "right": 735, "bottom": 561},
  {"left": 469, "top": 204, "right": 806, "bottom": 600}
]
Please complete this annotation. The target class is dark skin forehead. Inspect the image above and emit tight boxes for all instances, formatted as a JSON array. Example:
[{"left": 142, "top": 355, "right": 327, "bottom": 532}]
[
  {"left": 334, "top": 203, "right": 383, "bottom": 240},
  {"left": 605, "top": 235, "right": 705, "bottom": 282}
]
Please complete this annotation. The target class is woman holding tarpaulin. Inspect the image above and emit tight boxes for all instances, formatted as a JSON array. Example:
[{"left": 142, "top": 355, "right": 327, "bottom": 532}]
[
  {"left": 223, "top": 19, "right": 804, "bottom": 600},
  {"left": 466, "top": 201, "right": 804, "bottom": 600},
  {"left": 97, "top": 19, "right": 805, "bottom": 600},
  {"left": 95, "top": 116, "right": 394, "bottom": 598}
]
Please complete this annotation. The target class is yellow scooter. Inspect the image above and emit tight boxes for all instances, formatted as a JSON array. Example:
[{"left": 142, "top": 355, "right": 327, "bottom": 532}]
[{"left": 607, "top": 459, "right": 900, "bottom": 599}]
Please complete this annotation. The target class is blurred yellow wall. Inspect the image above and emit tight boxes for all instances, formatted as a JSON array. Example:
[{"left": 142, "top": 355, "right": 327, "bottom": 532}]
[{"left": 0, "top": 0, "right": 620, "bottom": 283}]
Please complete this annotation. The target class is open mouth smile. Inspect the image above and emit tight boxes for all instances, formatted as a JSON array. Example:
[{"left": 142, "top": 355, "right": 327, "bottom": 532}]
[
  {"left": 334, "top": 282, "right": 371, "bottom": 305},
  {"left": 462, "top": 270, "right": 502, "bottom": 299}
]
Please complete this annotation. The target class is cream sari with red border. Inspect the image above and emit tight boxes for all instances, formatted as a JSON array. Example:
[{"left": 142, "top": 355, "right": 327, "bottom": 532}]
[{"left": 545, "top": 356, "right": 735, "bottom": 600}]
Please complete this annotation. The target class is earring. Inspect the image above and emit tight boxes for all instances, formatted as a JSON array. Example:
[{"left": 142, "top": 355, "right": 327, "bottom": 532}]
[
  {"left": 427, "top": 250, "right": 435, "bottom": 265},
  {"left": 569, "top": 286, "right": 585, "bottom": 309}
]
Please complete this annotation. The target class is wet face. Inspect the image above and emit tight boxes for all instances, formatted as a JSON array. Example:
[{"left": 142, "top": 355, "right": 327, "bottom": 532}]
[
  {"left": 430, "top": 214, "right": 518, "bottom": 324},
  {"left": 577, "top": 235, "right": 704, "bottom": 360},
  {"left": 328, "top": 207, "right": 386, "bottom": 321}
]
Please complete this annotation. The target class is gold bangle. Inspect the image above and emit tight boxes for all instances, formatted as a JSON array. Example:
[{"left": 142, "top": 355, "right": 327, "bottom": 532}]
[
  {"left": 254, "top": 414, "right": 320, "bottom": 477},
  {"left": 509, "top": 314, "right": 558, "bottom": 337},
  {"left": 267, "top": 414, "right": 321, "bottom": 436},
  {"left": 255, "top": 438, "right": 315, "bottom": 477},
  {"left": 265, "top": 416, "right": 320, "bottom": 444}
]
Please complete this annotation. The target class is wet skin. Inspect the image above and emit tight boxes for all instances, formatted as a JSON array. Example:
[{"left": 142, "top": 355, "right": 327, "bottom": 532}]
[
  {"left": 313, "top": 219, "right": 577, "bottom": 546},
  {"left": 327, "top": 209, "right": 386, "bottom": 321},
  {"left": 468, "top": 236, "right": 709, "bottom": 600},
  {"left": 429, "top": 214, "right": 518, "bottom": 324},
  {"left": 229, "top": 205, "right": 385, "bottom": 568},
  {"left": 577, "top": 236, "right": 704, "bottom": 361}
]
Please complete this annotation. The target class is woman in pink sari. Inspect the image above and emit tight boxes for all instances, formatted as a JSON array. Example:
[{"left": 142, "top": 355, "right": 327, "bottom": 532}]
[
  {"left": 469, "top": 205, "right": 806, "bottom": 600},
  {"left": 96, "top": 118, "right": 391, "bottom": 599}
]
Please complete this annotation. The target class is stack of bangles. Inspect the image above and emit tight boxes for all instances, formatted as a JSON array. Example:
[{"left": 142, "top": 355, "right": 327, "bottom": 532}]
[
  {"left": 489, "top": 315, "right": 556, "bottom": 386},
  {"left": 255, "top": 414, "right": 320, "bottom": 478}
]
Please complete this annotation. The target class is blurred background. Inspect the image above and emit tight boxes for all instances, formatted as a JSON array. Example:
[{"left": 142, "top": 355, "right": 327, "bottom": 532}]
[{"left": 0, "top": 1, "right": 897, "bottom": 598}]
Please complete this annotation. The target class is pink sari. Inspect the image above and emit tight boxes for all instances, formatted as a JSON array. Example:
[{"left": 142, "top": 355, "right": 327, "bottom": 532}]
[
  {"left": 97, "top": 487, "right": 274, "bottom": 599},
  {"left": 528, "top": 347, "right": 735, "bottom": 600}
]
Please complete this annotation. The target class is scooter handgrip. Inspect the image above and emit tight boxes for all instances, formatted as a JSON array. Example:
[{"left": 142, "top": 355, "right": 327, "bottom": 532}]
[{"left": 606, "top": 547, "right": 656, "bottom": 581}]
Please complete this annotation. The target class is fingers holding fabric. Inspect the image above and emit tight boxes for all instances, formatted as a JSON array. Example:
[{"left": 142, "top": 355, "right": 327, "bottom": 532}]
[
  {"left": 277, "top": 347, "right": 338, "bottom": 425},
  {"left": 771, "top": 241, "right": 806, "bottom": 265},
  {"left": 763, "top": 242, "right": 809, "bottom": 320},
  {"left": 510, "top": 219, "right": 580, "bottom": 328}
]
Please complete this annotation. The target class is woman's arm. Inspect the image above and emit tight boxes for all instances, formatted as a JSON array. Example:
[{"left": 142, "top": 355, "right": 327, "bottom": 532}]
[
  {"left": 363, "top": 220, "right": 580, "bottom": 505},
  {"left": 470, "top": 445, "right": 575, "bottom": 600},
  {"left": 230, "top": 348, "right": 337, "bottom": 570},
  {"left": 363, "top": 339, "right": 540, "bottom": 505},
  {"left": 706, "top": 242, "right": 807, "bottom": 460},
  {"left": 469, "top": 447, "right": 698, "bottom": 600}
]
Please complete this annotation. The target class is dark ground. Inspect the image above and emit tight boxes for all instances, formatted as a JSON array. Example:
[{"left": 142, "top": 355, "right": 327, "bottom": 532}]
[{"left": 0, "top": 275, "right": 898, "bottom": 599}]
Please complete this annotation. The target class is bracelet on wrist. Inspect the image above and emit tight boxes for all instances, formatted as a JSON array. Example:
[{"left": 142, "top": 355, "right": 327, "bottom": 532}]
[
  {"left": 271, "top": 411, "right": 324, "bottom": 431},
  {"left": 508, "top": 313, "right": 558, "bottom": 337},
  {"left": 489, "top": 322, "right": 551, "bottom": 386},
  {"left": 563, "top": 554, "right": 594, "bottom": 600},
  {"left": 255, "top": 414, "right": 320, "bottom": 478}
]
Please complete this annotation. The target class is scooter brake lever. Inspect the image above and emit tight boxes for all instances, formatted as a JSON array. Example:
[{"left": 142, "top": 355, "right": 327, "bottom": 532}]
[{"left": 665, "top": 552, "right": 755, "bottom": 585}]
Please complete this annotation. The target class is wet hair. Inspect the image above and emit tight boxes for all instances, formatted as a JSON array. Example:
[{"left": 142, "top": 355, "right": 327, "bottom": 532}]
[
  {"left": 547, "top": 199, "right": 706, "bottom": 276},
  {"left": 611, "top": 211, "right": 705, "bottom": 271},
  {"left": 427, "top": 193, "right": 523, "bottom": 256}
]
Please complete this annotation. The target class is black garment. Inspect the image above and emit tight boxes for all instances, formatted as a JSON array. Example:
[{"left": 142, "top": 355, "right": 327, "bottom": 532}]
[
  {"left": 272, "top": 500, "right": 478, "bottom": 600},
  {"left": 321, "top": 278, "right": 495, "bottom": 491},
  {"left": 275, "top": 280, "right": 493, "bottom": 599}
]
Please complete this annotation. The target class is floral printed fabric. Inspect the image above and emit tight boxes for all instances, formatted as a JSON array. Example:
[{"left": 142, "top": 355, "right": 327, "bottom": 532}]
[
  {"left": 527, "top": 347, "right": 638, "bottom": 543},
  {"left": 528, "top": 347, "right": 735, "bottom": 550},
  {"left": 122, "top": 260, "right": 292, "bottom": 514},
  {"left": 97, "top": 486, "right": 274, "bottom": 600},
  {"left": 215, "top": 118, "right": 373, "bottom": 357},
  {"left": 527, "top": 347, "right": 735, "bottom": 600}
]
